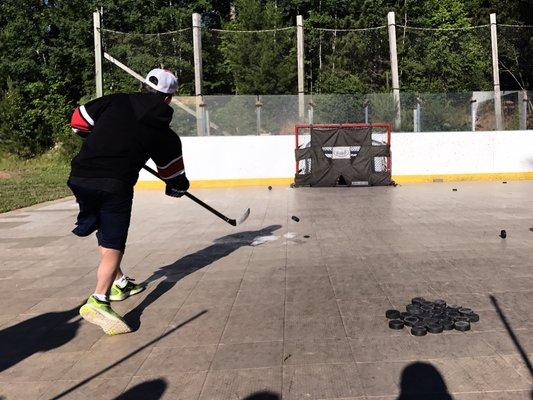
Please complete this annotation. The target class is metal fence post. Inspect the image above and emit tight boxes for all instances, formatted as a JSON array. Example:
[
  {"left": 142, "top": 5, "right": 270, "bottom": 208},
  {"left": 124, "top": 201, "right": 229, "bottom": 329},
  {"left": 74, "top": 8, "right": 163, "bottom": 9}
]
[
  {"left": 255, "top": 95, "right": 262, "bottom": 135},
  {"left": 470, "top": 98, "right": 477, "bottom": 131},
  {"left": 93, "top": 10, "right": 103, "bottom": 97},
  {"left": 519, "top": 90, "right": 527, "bottom": 130},
  {"left": 192, "top": 13, "right": 204, "bottom": 136},
  {"left": 297, "top": 15, "right": 305, "bottom": 120},
  {"left": 387, "top": 12, "right": 401, "bottom": 131},
  {"left": 490, "top": 13, "right": 503, "bottom": 130}
]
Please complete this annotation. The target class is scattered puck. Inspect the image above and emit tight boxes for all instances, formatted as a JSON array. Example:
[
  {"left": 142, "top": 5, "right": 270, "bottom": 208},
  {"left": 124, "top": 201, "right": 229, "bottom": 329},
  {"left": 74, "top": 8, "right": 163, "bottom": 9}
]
[
  {"left": 459, "top": 308, "right": 473, "bottom": 315},
  {"left": 502, "top": 181, "right": 507, "bottom": 184},
  {"left": 529, "top": 228, "right": 533, "bottom": 232},
  {"left": 427, "top": 323, "right": 444, "bottom": 334},
  {"left": 423, "top": 317, "right": 439, "bottom": 326},
  {"left": 413, "top": 321, "right": 426, "bottom": 329},
  {"left": 291, "top": 216, "right": 300, "bottom": 222},
  {"left": 303, "top": 235, "right": 310, "bottom": 238},
  {"left": 467, "top": 313, "right": 480, "bottom": 323},
  {"left": 386, "top": 310, "right": 401, "bottom": 319},
  {"left": 454, "top": 315, "right": 470, "bottom": 323},
  {"left": 442, "top": 319, "right": 455, "bottom": 330},
  {"left": 452, "top": 188, "right": 457, "bottom": 191},
  {"left": 404, "top": 316, "right": 419, "bottom": 327},
  {"left": 268, "top": 186, "right": 272, "bottom": 190},
  {"left": 454, "top": 321, "right": 471, "bottom": 332},
  {"left": 411, "top": 326, "right": 427, "bottom": 336},
  {"left": 434, "top": 299, "right": 446, "bottom": 308},
  {"left": 400, "top": 312, "right": 411, "bottom": 320},
  {"left": 411, "top": 297, "right": 425, "bottom": 305},
  {"left": 500, "top": 230, "right": 506, "bottom": 239},
  {"left": 389, "top": 319, "right": 404, "bottom": 330}
]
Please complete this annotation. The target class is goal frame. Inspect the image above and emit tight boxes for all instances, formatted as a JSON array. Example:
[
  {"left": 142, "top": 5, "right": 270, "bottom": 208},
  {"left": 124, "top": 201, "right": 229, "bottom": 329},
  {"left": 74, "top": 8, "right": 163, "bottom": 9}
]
[{"left": 294, "top": 123, "right": 392, "bottom": 175}]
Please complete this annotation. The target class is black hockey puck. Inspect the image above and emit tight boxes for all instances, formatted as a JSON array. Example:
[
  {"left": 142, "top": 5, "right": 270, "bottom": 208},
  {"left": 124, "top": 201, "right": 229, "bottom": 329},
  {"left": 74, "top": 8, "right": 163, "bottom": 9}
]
[
  {"left": 467, "top": 313, "right": 480, "bottom": 323},
  {"left": 303, "top": 235, "right": 310, "bottom": 238},
  {"left": 454, "top": 315, "right": 470, "bottom": 323},
  {"left": 404, "top": 316, "right": 419, "bottom": 327},
  {"left": 386, "top": 309, "right": 401, "bottom": 319},
  {"left": 427, "top": 323, "right": 444, "bottom": 334},
  {"left": 406, "top": 304, "right": 420, "bottom": 314},
  {"left": 411, "top": 297, "right": 425, "bottom": 305},
  {"left": 268, "top": 186, "right": 272, "bottom": 190},
  {"left": 502, "top": 181, "right": 507, "bottom": 184},
  {"left": 434, "top": 299, "right": 446, "bottom": 308},
  {"left": 459, "top": 308, "right": 473, "bottom": 315},
  {"left": 291, "top": 216, "right": 300, "bottom": 222},
  {"left": 452, "top": 188, "right": 457, "bottom": 191},
  {"left": 500, "top": 230, "right": 506, "bottom": 238},
  {"left": 389, "top": 319, "right": 404, "bottom": 330},
  {"left": 454, "top": 321, "right": 471, "bottom": 332},
  {"left": 411, "top": 326, "right": 427, "bottom": 336},
  {"left": 442, "top": 319, "right": 455, "bottom": 330},
  {"left": 423, "top": 317, "right": 439, "bottom": 326},
  {"left": 400, "top": 312, "right": 411, "bottom": 320}
]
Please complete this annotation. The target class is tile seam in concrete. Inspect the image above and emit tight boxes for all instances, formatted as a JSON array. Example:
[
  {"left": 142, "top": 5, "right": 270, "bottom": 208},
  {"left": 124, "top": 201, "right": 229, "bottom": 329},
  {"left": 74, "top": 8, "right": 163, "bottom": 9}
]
[{"left": 196, "top": 197, "right": 264, "bottom": 400}]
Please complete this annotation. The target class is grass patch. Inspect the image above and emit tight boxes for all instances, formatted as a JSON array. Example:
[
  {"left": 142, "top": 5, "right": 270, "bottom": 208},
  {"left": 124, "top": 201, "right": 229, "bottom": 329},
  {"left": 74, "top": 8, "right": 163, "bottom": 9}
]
[{"left": 0, "top": 152, "right": 71, "bottom": 213}]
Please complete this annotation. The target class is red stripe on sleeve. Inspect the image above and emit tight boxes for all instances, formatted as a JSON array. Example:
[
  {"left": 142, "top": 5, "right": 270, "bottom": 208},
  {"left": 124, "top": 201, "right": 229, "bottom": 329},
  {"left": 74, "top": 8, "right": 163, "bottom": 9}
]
[
  {"left": 157, "top": 157, "right": 185, "bottom": 179},
  {"left": 70, "top": 107, "right": 91, "bottom": 132}
]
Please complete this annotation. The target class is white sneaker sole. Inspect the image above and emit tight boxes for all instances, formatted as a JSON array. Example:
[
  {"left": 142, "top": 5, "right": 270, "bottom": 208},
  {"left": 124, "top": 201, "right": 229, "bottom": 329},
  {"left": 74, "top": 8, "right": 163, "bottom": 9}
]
[{"left": 79, "top": 304, "right": 131, "bottom": 335}]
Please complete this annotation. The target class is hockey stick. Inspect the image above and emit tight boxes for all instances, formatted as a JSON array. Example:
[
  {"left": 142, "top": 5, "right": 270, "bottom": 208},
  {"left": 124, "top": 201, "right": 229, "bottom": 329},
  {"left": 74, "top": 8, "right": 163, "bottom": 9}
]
[{"left": 142, "top": 165, "right": 250, "bottom": 226}]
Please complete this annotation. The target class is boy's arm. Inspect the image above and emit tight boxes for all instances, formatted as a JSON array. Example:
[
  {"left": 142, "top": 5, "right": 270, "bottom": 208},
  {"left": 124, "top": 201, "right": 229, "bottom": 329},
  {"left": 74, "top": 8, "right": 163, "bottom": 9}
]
[
  {"left": 149, "top": 128, "right": 189, "bottom": 195},
  {"left": 69, "top": 95, "right": 114, "bottom": 137}
]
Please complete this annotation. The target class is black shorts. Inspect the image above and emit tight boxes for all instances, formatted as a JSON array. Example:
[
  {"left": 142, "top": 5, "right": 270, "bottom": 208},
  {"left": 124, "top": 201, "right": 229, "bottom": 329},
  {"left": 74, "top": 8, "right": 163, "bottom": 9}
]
[{"left": 68, "top": 181, "right": 133, "bottom": 252}]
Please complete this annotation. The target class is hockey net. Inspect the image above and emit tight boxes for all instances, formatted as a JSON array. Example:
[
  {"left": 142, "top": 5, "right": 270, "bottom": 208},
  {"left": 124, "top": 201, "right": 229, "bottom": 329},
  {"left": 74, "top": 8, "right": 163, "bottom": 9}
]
[{"left": 294, "top": 123, "right": 392, "bottom": 186}]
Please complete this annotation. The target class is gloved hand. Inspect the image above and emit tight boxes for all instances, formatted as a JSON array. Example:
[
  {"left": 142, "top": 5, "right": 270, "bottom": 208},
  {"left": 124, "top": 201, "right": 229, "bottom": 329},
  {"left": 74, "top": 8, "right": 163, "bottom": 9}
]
[{"left": 165, "top": 174, "right": 189, "bottom": 198}]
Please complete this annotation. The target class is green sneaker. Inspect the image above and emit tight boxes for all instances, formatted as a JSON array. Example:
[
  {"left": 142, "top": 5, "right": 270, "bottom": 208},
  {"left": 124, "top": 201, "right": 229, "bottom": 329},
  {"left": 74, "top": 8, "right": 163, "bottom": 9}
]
[
  {"left": 79, "top": 295, "right": 131, "bottom": 335},
  {"left": 109, "top": 277, "right": 145, "bottom": 301}
]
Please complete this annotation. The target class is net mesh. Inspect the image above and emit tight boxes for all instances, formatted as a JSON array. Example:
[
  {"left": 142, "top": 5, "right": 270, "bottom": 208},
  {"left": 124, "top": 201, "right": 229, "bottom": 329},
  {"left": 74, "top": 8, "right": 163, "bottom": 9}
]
[
  {"left": 101, "top": 28, "right": 194, "bottom": 94},
  {"left": 202, "top": 28, "right": 297, "bottom": 95},
  {"left": 305, "top": 26, "right": 389, "bottom": 94},
  {"left": 295, "top": 124, "right": 390, "bottom": 174},
  {"left": 398, "top": 26, "right": 493, "bottom": 92},
  {"left": 497, "top": 25, "right": 533, "bottom": 90}
]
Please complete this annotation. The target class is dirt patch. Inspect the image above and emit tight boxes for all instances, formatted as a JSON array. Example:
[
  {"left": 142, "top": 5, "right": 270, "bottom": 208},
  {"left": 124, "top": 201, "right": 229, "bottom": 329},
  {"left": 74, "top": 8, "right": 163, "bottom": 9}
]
[{"left": 0, "top": 171, "right": 12, "bottom": 179}]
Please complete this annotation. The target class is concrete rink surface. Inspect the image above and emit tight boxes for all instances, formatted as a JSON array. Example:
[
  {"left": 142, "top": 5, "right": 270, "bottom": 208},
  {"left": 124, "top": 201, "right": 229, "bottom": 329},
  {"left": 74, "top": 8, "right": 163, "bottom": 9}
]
[{"left": 0, "top": 181, "right": 532, "bottom": 399}]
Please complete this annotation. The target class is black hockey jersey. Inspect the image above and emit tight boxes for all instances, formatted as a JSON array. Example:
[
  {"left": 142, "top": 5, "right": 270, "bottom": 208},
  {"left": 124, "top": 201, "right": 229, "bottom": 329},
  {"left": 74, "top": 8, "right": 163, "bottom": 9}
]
[{"left": 69, "top": 93, "right": 185, "bottom": 192}]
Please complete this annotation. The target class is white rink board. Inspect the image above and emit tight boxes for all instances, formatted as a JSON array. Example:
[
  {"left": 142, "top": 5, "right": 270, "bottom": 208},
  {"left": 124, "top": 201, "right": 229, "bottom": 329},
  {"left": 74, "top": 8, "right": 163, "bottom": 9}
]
[{"left": 138, "top": 131, "right": 533, "bottom": 182}]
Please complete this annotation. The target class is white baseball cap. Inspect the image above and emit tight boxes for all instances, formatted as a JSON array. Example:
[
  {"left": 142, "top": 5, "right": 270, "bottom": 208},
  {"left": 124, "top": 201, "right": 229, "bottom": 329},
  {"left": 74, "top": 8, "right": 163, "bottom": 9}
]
[{"left": 144, "top": 68, "right": 178, "bottom": 94}]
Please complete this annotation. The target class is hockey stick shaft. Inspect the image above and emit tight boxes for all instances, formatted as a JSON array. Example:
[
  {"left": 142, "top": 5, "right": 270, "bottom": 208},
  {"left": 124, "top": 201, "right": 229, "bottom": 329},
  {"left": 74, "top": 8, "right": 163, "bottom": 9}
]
[{"left": 142, "top": 165, "right": 237, "bottom": 226}]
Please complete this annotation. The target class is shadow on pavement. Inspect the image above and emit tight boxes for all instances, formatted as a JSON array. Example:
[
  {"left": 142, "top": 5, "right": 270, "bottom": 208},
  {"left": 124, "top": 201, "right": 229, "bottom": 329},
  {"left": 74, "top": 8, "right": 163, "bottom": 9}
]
[
  {"left": 53, "top": 310, "right": 206, "bottom": 399},
  {"left": 113, "top": 378, "right": 167, "bottom": 400},
  {"left": 0, "top": 305, "right": 82, "bottom": 373},
  {"left": 125, "top": 225, "right": 282, "bottom": 330},
  {"left": 242, "top": 391, "right": 280, "bottom": 399},
  {"left": 489, "top": 294, "right": 533, "bottom": 378},
  {"left": 397, "top": 362, "right": 453, "bottom": 400}
]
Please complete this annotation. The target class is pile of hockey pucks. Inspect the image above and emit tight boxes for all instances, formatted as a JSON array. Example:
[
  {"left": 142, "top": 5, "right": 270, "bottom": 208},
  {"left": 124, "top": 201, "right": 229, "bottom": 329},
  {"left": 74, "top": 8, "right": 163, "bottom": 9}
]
[{"left": 386, "top": 297, "right": 480, "bottom": 336}]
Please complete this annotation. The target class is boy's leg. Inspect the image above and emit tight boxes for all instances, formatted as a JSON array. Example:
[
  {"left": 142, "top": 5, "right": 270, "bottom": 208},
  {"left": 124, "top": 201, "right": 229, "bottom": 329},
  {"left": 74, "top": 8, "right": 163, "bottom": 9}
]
[
  {"left": 80, "top": 190, "right": 134, "bottom": 335},
  {"left": 95, "top": 247, "right": 123, "bottom": 295}
]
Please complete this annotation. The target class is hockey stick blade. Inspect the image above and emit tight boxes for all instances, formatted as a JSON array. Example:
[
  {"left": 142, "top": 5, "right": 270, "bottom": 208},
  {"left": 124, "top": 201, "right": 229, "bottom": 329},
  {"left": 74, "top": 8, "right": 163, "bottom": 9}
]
[{"left": 237, "top": 208, "right": 251, "bottom": 225}]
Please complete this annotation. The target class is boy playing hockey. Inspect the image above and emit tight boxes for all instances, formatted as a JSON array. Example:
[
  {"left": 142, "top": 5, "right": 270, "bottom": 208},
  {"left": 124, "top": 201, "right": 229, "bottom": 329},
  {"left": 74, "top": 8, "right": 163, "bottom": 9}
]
[{"left": 68, "top": 68, "right": 189, "bottom": 335}]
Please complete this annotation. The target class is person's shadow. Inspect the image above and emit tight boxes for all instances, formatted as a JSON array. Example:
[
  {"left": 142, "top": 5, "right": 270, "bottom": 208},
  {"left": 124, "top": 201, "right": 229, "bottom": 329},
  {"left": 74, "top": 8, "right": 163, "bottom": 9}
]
[
  {"left": 124, "top": 224, "right": 282, "bottom": 330},
  {"left": 0, "top": 225, "right": 281, "bottom": 375},
  {"left": 113, "top": 378, "right": 167, "bottom": 399},
  {"left": 0, "top": 305, "right": 82, "bottom": 373},
  {"left": 242, "top": 391, "right": 280, "bottom": 400},
  {"left": 397, "top": 362, "right": 453, "bottom": 400}
]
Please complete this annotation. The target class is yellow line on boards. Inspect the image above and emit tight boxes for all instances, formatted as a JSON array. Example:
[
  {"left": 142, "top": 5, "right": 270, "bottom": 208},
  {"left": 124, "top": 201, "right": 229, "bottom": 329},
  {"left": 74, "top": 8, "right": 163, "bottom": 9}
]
[{"left": 135, "top": 172, "right": 533, "bottom": 189}]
